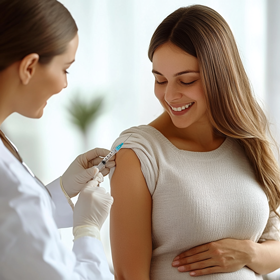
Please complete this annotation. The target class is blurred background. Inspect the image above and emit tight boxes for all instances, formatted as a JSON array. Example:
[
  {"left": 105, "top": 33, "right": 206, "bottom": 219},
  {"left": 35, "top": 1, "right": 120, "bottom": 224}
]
[{"left": 1, "top": 0, "right": 280, "bottom": 278}]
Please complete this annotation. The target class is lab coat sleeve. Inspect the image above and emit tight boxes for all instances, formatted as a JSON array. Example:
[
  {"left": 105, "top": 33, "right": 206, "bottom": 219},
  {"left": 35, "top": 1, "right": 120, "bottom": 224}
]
[
  {"left": 73, "top": 237, "right": 114, "bottom": 280},
  {"left": 0, "top": 159, "right": 114, "bottom": 280},
  {"left": 46, "top": 177, "right": 73, "bottom": 228}
]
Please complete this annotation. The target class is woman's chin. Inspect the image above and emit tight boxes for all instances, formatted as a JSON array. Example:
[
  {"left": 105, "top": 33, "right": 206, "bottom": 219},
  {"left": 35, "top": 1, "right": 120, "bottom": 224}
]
[
  {"left": 28, "top": 108, "right": 45, "bottom": 119},
  {"left": 36, "top": 109, "right": 44, "bottom": 118}
]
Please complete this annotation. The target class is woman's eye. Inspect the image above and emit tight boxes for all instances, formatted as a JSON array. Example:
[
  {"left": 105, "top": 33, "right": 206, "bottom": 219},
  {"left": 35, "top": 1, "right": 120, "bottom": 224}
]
[
  {"left": 155, "top": 80, "right": 167, "bottom": 85},
  {"left": 181, "top": 80, "right": 196, "bottom": 85}
]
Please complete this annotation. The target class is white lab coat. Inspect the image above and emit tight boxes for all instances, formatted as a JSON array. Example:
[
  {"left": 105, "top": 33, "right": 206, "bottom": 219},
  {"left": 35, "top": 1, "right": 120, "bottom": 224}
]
[{"left": 0, "top": 139, "right": 113, "bottom": 280}]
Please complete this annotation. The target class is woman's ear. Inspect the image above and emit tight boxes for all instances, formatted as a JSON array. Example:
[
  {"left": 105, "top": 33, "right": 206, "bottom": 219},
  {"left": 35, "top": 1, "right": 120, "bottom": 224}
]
[{"left": 19, "top": 53, "right": 39, "bottom": 85}]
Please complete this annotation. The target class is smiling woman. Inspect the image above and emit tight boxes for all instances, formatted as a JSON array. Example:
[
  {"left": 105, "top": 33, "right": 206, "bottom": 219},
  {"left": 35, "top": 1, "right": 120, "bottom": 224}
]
[
  {"left": 152, "top": 42, "right": 208, "bottom": 131},
  {"left": 109, "top": 4, "right": 280, "bottom": 280},
  {"left": 14, "top": 35, "right": 79, "bottom": 119}
]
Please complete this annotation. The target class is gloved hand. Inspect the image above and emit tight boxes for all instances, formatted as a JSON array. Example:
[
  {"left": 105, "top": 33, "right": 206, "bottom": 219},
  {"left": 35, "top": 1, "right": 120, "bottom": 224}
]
[
  {"left": 73, "top": 171, "right": 113, "bottom": 231},
  {"left": 61, "top": 148, "right": 115, "bottom": 198}
]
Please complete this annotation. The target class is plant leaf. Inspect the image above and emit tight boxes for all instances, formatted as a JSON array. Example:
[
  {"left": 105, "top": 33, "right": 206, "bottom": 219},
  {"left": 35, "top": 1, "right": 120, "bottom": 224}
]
[{"left": 66, "top": 94, "right": 104, "bottom": 135}]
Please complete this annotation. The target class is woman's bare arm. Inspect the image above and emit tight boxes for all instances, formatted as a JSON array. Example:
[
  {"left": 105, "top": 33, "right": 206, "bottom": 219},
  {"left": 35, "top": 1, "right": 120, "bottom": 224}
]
[
  {"left": 247, "top": 240, "right": 280, "bottom": 275},
  {"left": 110, "top": 148, "right": 152, "bottom": 280}
]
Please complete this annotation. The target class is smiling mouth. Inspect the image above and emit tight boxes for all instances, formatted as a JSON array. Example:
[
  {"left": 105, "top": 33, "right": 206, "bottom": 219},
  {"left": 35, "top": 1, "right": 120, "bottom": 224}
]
[{"left": 170, "top": 102, "right": 194, "bottom": 112}]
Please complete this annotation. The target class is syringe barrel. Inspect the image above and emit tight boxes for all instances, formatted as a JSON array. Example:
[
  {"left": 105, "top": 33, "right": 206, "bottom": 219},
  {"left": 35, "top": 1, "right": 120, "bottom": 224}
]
[
  {"left": 96, "top": 148, "right": 117, "bottom": 171},
  {"left": 103, "top": 149, "right": 116, "bottom": 162},
  {"left": 96, "top": 143, "right": 124, "bottom": 172}
]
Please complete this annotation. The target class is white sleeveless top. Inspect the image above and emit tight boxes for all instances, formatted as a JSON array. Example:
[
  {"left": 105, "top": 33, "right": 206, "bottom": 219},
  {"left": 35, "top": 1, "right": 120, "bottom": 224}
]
[{"left": 110, "top": 125, "right": 280, "bottom": 280}]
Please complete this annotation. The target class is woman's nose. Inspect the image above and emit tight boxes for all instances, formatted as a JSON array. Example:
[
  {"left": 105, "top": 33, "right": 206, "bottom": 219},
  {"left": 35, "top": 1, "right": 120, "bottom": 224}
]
[{"left": 164, "top": 82, "right": 182, "bottom": 102}]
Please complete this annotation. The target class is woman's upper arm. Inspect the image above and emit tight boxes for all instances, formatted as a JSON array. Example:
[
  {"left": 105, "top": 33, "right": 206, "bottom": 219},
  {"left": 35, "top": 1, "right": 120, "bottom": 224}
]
[
  {"left": 259, "top": 208, "right": 280, "bottom": 242},
  {"left": 110, "top": 148, "right": 152, "bottom": 280}
]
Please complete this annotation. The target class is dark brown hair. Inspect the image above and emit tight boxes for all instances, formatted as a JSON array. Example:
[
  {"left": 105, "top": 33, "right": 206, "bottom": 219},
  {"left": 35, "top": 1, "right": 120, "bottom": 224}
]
[
  {"left": 0, "top": 0, "right": 78, "bottom": 71},
  {"left": 148, "top": 5, "right": 280, "bottom": 216}
]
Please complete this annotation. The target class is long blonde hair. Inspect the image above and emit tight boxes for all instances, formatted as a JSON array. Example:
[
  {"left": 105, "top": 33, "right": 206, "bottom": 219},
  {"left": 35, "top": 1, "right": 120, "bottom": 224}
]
[{"left": 148, "top": 5, "right": 280, "bottom": 216}]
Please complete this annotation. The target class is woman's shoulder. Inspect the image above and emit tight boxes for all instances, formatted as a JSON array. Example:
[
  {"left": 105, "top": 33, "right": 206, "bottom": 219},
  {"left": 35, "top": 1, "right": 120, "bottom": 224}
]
[
  {"left": 120, "top": 125, "right": 159, "bottom": 138},
  {"left": 112, "top": 125, "right": 165, "bottom": 151},
  {"left": 110, "top": 125, "right": 161, "bottom": 194}
]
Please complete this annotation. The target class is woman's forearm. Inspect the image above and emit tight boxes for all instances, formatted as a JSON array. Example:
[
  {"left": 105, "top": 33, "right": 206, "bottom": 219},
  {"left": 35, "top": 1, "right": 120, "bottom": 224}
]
[{"left": 247, "top": 240, "right": 280, "bottom": 275}]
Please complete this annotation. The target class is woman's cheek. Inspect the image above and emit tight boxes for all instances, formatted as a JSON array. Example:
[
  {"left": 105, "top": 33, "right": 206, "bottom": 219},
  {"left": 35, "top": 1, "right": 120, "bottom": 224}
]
[{"left": 154, "top": 86, "right": 164, "bottom": 101}]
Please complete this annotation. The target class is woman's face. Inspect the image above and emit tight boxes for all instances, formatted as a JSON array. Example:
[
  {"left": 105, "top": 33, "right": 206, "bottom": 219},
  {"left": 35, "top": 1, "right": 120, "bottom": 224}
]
[
  {"left": 20, "top": 33, "right": 79, "bottom": 118},
  {"left": 152, "top": 42, "right": 209, "bottom": 129}
]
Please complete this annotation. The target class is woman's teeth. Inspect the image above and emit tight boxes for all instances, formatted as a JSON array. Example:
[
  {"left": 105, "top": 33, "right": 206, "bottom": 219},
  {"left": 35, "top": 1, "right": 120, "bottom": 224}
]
[{"left": 171, "top": 102, "right": 193, "bottom": 112}]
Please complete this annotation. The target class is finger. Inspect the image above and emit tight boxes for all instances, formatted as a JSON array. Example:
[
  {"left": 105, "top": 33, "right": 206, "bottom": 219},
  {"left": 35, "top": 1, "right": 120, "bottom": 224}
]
[
  {"left": 86, "top": 180, "right": 99, "bottom": 189},
  {"left": 83, "top": 148, "right": 111, "bottom": 162},
  {"left": 177, "top": 258, "right": 216, "bottom": 273},
  {"left": 172, "top": 251, "right": 211, "bottom": 267},
  {"left": 90, "top": 157, "right": 103, "bottom": 167},
  {"left": 101, "top": 167, "right": 110, "bottom": 177},
  {"left": 100, "top": 191, "right": 114, "bottom": 205},
  {"left": 89, "top": 158, "right": 116, "bottom": 170},
  {"left": 85, "top": 166, "right": 99, "bottom": 180},
  {"left": 188, "top": 266, "right": 224, "bottom": 277},
  {"left": 107, "top": 195, "right": 114, "bottom": 206},
  {"left": 174, "top": 244, "right": 209, "bottom": 260},
  {"left": 105, "top": 160, "right": 116, "bottom": 168},
  {"left": 95, "top": 172, "right": 104, "bottom": 183},
  {"left": 74, "top": 167, "right": 99, "bottom": 185},
  {"left": 94, "top": 187, "right": 114, "bottom": 205}
]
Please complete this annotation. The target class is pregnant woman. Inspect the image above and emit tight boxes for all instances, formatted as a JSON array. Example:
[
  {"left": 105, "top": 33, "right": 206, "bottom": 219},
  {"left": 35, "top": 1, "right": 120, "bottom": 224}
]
[{"left": 109, "top": 4, "right": 280, "bottom": 280}]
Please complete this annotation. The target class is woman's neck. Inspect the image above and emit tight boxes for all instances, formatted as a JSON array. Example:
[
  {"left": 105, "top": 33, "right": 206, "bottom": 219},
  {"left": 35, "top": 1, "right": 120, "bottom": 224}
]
[
  {"left": 149, "top": 112, "right": 226, "bottom": 152},
  {"left": 0, "top": 63, "right": 20, "bottom": 125}
]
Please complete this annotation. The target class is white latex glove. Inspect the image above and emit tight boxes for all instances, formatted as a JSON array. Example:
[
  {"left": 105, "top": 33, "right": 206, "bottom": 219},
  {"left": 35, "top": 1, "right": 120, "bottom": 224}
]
[
  {"left": 61, "top": 148, "right": 115, "bottom": 198},
  {"left": 73, "top": 173, "right": 113, "bottom": 231}
]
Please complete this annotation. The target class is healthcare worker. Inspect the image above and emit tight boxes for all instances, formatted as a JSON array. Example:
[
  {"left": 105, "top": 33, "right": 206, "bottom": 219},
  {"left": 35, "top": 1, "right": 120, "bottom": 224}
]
[{"left": 0, "top": 0, "right": 114, "bottom": 279}]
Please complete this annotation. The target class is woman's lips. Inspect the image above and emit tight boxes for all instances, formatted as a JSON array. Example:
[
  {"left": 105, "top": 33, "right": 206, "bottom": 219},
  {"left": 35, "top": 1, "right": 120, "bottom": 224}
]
[{"left": 168, "top": 102, "right": 194, "bottom": 115}]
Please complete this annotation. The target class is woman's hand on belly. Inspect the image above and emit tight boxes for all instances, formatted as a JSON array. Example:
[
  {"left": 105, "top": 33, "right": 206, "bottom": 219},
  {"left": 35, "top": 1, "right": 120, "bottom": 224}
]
[{"left": 171, "top": 238, "right": 253, "bottom": 277}]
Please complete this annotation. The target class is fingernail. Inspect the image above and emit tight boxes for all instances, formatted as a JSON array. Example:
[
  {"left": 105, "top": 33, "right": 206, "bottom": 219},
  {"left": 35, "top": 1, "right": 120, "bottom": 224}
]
[
  {"left": 173, "top": 256, "right": 179, "bottom": 261},
  {"left": 190, "top": 271, "right": 196, "bottom": 276},
  {"left": 178, "top": 266, "right": 185, "bottom": 272},
  {"left": 172, "top": 261, "right": 180, "bottom": 266}
]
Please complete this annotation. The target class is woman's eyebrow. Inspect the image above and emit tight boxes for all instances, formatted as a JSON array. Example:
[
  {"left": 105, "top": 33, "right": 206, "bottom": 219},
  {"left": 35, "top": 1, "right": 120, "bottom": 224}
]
[{"left": 152, "top": 69, "right": 200, "bottom": 76}]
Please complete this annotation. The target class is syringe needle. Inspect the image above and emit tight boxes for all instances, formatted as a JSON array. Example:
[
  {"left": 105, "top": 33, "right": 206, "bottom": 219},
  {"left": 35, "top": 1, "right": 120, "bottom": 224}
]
[
  {"left": 123, "top": 133, "right": 133, "bottom": 143},
  {"left": 96, "top": 134, "right": 133, "bottom": 172}
]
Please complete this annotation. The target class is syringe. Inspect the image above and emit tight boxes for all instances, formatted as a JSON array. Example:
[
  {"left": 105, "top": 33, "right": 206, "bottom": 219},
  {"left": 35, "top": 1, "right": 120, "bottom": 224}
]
[{"left": 97, "top": 134, "right": 132, "bottom": 171}]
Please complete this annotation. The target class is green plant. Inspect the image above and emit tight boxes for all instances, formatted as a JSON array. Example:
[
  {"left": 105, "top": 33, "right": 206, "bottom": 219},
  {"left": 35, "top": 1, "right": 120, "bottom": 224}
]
[{"left": 66, "top": 94, "right": 104, "bottom": 148}]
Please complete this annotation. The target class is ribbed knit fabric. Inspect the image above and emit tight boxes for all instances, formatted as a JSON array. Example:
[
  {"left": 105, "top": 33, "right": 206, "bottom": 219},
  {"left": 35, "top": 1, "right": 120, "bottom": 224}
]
[{"left": 110, "top": 125, "right": 280, "bottom": 280}]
